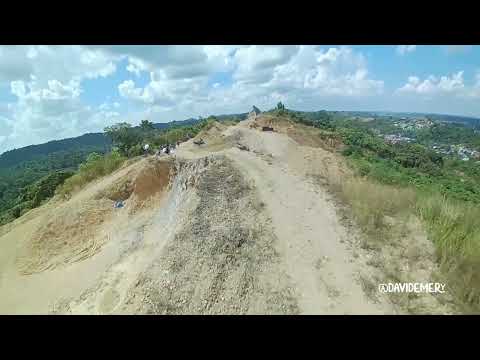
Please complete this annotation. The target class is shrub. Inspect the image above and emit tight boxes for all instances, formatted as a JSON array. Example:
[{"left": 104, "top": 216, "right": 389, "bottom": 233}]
[
  {"left": 127, "top": 144, "right": 144, "bottom": 158},
  {"left": 104, "top": 123, "right": 142, "bottom": 156}
]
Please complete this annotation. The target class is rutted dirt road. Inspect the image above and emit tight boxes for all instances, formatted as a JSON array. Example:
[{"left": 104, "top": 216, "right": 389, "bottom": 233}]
[{"left": 224, "top": 143, "right": 392, "bottom": 313}]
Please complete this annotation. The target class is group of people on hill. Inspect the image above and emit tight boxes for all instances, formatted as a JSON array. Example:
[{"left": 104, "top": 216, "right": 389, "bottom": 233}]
[{"left": 143, "top": 141, "right": 181, "bottom": 157}]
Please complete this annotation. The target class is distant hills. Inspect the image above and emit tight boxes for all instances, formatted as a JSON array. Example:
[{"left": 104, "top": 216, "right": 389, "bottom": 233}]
[
  {"left": 2, "top": 109, "right": 478, "bottom": 170},
  {"left": 0, "top": 113, "right": 249, "bottom": 170},
  {"left": 0, "top": 133, "right": 111, "bottom": 170},
  {"left": 338, "top": 111, "right": 480, "bottom": 128},
  {"left": 152, "top": 118, "right": 199, "bottom": 130},
  {"left": 0, "top": 118, "right": 203, "bottom": 169},
  {"left": 153, "top": 113, "right": 248, "bottom": 130}
]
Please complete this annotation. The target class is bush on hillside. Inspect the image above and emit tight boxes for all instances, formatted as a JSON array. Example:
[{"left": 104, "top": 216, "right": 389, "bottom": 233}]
[
  {"left": 104, "top": 123, "right": 142, "bottom": 156},
  {"left": 57, "top": 150, "right": 126, "bottom": 197},
  {"left": 127, "top": 144, "right": 144, "bottom": 158}
]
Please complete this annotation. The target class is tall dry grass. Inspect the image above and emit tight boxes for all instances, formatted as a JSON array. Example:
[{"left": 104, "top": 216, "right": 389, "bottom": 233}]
[
  {"left": 323, "top": 167, "right": 416, "bottom": 244},
  {"left": 417, "top": 194, "right": 480, "bottom": 312},
  {"left": 324, "top": 163, "right": 480, "bottom": 312},
  {"left": 341, "top": 179, "right": 416, "bottom": 233}
]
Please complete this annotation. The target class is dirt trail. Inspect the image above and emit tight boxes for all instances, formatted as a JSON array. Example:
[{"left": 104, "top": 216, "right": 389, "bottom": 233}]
[{"left": 217, "top": 122, "right": 395, "bottom": 314}]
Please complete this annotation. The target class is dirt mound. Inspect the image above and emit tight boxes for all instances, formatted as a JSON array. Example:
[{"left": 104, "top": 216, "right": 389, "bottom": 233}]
[
  {"left": 126, "top": 158, "right": 173, "bottom": 214},
  {"left": 132, "top": 159, "right": 172, "bottom": 202},
  {"left": 95, "top": 157, "right": 173, "bottom": 212},
  {"left": 249, "top": 114, "right": 343, "bottom": 151},
  {"left": 195, "top": 121, "right": 226, "bottom": 140},
  {"left": 248, "top": 114, "right": 279, "bottom": 129},
  {"left": 186, "top": 121, "right": 230, "bottom": 153},
  {"left": 16, "top": 199, "right": 113, "bottom": 275},
  {"left": 121, "top": 155, "right": 299, "bottom": 314}
]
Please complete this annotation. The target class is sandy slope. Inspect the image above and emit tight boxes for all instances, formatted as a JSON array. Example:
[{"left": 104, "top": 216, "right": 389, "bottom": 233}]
[
  {"left": 1, "top": 160, "right": 123, "bottom": 312},
  {"left": 0, "top": 116, "right": 414, "bottom": 314}
]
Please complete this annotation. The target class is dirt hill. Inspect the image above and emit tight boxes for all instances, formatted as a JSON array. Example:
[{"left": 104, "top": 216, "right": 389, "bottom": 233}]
[{"left": 0, "top": 114, "right": 453, "bottom": 314}]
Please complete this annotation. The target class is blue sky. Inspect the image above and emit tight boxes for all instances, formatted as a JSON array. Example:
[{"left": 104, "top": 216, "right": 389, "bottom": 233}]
[
  {"left": 0, "top": 45, "right": 479, "bottom": 153},
  {"left": 356, "top": 45, "right": 479, "bottom": 91}
]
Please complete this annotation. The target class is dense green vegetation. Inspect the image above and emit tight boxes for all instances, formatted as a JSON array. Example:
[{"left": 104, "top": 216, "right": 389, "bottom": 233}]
[
  {"left": 289, "top": 110, "right": 336, "bottom": 130},
  {"left": 0, "top": 131, "right": 110, "bottom": 225},
  {"left": 0, "top": 148, "right": 105, "bottom": 225},
  {"left": 415, "top": 123, "right": 480, "bottom": 148},
  {"left": 0, "top": 133, "right": 109, "bottom": 169},
  {"left": 333, "top": 116, "right": 398, "bottom": 134},
  {"left": 340, "top": 127, "right": 480, "bottom": 204},
  {"left": 0, "top": 170, "right": 74, "bottom": 225}
]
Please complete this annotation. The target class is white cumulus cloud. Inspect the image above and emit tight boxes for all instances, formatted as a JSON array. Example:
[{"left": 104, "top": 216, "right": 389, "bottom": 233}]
[
  {"left": 0, "top": 46, "right": 116, "bottom": 86},
  {"left": 397, "top": 71, "right": 466, "bottom": 96},
  {"left": 1, "top": 77, "right": 121, "bottom": 153},
  {"left": 119, "top": 46, "right": 383, "bottom": 111}
]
